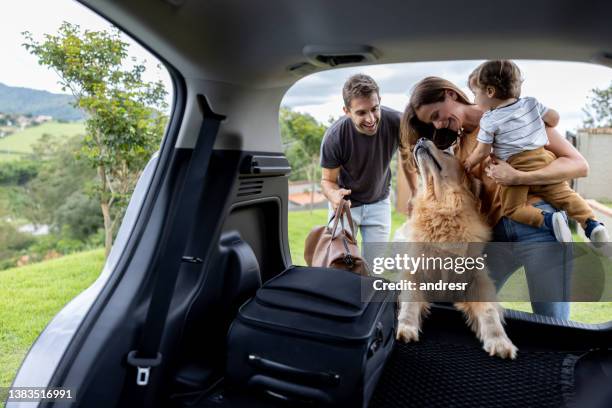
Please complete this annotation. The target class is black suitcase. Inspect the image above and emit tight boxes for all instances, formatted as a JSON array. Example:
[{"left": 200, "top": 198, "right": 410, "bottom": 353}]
[{"left": 226, "top": 266, "right": 397, "bottom": 407}]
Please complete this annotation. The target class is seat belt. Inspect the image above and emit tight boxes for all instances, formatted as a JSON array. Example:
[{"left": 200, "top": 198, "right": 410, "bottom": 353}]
[{"left": 125, "top": 100, "right": 224, "bottom": 392}]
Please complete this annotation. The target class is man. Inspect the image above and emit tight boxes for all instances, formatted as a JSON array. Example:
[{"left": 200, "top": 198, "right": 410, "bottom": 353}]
[{"left": 320, "top": 74, "right": 418, "bottom": 243}]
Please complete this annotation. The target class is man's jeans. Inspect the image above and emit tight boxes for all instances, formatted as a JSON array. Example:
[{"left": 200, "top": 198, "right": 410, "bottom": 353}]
[
  {"left": 487, "top": 201, "right": 572, "bottom": 320},
  {"left": 329, "top": 197, "right": 391, "bottom": 264},
  {"left": 329, "top": 197, "right": 391, "bottom": 243}
]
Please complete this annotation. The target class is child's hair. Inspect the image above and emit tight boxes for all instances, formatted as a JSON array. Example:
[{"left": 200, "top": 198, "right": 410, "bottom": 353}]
[{"left": 468, "top": 60, "right": 523, "bottom": 99}]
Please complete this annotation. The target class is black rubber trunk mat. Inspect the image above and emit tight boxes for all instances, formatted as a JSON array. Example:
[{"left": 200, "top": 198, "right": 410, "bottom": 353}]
[
  {"left": 185, "top": 306, "right": 611, "bottom": 408},
  {"left": 370, "top": 340, "right": 578, "bottom": 408},
  {"left": 188, "top": 340, "right": 579, "bottom": 408}
]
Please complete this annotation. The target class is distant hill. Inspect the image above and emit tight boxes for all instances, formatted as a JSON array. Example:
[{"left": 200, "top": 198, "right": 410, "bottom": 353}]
[{"left": 0, "top": 83, "right": 85, "bottom": 121}]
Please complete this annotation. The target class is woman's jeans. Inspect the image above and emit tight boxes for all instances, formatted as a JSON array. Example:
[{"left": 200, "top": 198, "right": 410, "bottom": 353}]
[{"left": 487, "top": 201, "right": 572, "bottom": 320}]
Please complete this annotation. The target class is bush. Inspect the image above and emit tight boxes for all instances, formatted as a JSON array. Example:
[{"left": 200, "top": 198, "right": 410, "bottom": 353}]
[
  {"left": 55, "top": 237, "right": 87, "bottom": 254},
  {"left": 0, "top": 221, "right": 35, "bottom": 252},
  {"left": 55, "top": 191, "right": 103, "bottom": 241},
  {"left": 0, "top": 221, "right": 36, "bottom": 269},
  {"left": 24, "top": 228, "right": 104, "bottom": 266},
  {"left": 0, "top": 160, "right": 40, "bottom": 185},
  {"left": 28, "top": 233, "right": 86, "bottom": 257}
]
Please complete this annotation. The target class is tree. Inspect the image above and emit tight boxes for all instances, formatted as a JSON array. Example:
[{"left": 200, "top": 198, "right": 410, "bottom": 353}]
[
  {"left": 55, "top": 190, "right": 103, "bottom": 241},
  {"left": 12, "top": 134, "right": 99, "bottom": 235},
  {"left": 23, "top": 23, "right": 168, "bottom": 256},
  {"left": 582, "top": 81, "right": 612, "bottom": 128},
  {"left": 279, "top": 107, "right": 327, "bottom": 210}
]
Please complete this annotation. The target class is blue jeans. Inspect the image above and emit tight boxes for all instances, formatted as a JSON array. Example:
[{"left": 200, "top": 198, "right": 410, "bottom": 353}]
[
  {"left": 329, "top": 197, "right": 391, "bottom": 265},
  {"left": 487, "top": 201, "right": 572, "bottom": 320},
  {"left": 328, "top": 197, "right": 391, "bottom": 243}
]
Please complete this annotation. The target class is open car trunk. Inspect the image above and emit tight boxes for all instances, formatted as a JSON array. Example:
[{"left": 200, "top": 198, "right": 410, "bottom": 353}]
[{"left": 172, "top": 305, "right": 612, "bottom": 408}]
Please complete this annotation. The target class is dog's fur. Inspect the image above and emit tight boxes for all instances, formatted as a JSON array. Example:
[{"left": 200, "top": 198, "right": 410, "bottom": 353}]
[{"left": 395, "top": 138, "right": 517, "bottom": 359}]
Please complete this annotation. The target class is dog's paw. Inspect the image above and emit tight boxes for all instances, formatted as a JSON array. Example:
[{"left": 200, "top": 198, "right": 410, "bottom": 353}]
[
  {"left": 483, "top": 336, "right": 518, "bottom": 359},
  {"left": 396, "top": 323, "right": 420, "bottom": 343}
]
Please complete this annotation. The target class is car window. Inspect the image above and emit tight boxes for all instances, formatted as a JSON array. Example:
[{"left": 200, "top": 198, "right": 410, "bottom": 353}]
[
  {"left": 280, "top": 60, "right": 612, "bottom": 325},
  {"left": 0, "top": 0, "right": 173, "bottom": 393}
]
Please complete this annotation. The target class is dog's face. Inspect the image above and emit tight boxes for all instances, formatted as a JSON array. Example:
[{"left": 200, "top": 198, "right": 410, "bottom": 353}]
[{"left": 413, "top": 138, "right": 480, "bottom": 202}]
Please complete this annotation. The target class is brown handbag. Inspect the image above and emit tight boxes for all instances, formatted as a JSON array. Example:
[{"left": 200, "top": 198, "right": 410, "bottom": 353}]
[{"left": 304, "top": 200, "right": 370, "bottom": 276}]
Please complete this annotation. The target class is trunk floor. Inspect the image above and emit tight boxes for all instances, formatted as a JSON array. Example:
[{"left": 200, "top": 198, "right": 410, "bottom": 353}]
[
  {"left": 369, "top": 339, "right": 577, "bottom": 408},
  {"left": 188, "top": 339, "right": 579, "bottom": 408}
]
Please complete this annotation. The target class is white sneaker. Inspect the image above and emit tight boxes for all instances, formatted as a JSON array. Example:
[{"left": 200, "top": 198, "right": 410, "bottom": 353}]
[
  {"left": 551, "top": 212, "right": 572, "bottom": 242},
  {"left": 590, "top": 225, "right": 610, "bottom": 243}
]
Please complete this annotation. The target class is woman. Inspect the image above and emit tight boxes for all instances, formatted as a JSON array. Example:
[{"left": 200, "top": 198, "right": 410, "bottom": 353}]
[{"left": 400, "top": 76, "right": 587, "bottom": 320}]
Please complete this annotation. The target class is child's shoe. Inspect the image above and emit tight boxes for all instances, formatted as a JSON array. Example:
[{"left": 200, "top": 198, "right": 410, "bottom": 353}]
[
  {"left": 543, "top": 212, "right": 572, "bottom": 242},
  {"left": 585, "top": 219, "right": 609, "bottom": 243}
]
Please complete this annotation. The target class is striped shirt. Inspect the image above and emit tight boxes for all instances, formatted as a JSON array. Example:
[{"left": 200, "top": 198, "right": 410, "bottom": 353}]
[{"left": 477, "top": 97, "right": 549, "bottom": 160}]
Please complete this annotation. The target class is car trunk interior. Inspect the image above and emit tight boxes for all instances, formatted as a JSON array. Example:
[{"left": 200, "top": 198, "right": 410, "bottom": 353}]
[
  {"left": 151, "top": 146, "right": 612, "bottom": 408},
  {"left": 166, "top": 267, "right": 612, "bottom": 408}
]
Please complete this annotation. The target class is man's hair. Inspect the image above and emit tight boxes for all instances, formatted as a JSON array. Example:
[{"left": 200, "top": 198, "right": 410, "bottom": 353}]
[
  {"left": 469, "top": 60, "right": 523, "bottom": 100},
  {"left": 342, "top": 74, "right": 380, "bottom": 108}
]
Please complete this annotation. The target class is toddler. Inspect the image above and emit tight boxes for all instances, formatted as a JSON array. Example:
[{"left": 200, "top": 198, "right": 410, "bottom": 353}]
[{"left": 464, "top": 60, "right": 608, "bottom": 243}]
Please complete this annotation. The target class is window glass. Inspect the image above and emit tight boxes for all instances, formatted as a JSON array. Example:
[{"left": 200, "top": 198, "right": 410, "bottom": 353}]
[{"left": 0, "top": 0, "right": 173, "bottom": 389}]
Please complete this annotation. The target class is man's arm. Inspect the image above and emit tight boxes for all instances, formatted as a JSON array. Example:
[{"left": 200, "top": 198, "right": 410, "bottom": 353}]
[
  {"left": 321, "top": 167, "right": 351, "bottom": 210},
  {"left": 485, "top": 127, "right": 588, "bottom": 186}
]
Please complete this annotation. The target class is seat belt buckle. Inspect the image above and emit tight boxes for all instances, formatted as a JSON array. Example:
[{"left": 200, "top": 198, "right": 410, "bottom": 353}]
[
  {"left": 136, "top": 366, "right": 151, "bottom": 386},
  {"left": 127, "top": 351, "right": 162, "bottom": 386}
]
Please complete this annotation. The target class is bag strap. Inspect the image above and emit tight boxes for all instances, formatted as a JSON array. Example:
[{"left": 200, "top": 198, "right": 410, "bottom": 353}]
[
  {"left": 327, "top": 199, "right": 357, "bottom": 239},
  {"left": 337, "top": 204, "right": 357, "bottom": 267},
  {"left": 124, "top": 101, "right": 224, "bottom": 396},
  {"left": 328, "top": 199, "right": 346, "bottom": 237},
  {"left": 341, "top": 201, "right": 356, "bottom": 238}
]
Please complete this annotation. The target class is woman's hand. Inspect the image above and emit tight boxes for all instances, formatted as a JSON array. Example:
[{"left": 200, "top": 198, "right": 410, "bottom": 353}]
[{"left": 485, "top": 154, "right": 523, "bottom": 186}]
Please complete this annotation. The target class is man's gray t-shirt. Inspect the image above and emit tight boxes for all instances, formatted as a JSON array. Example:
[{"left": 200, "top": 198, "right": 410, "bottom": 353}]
[{"left": 320, "top": 106, "right": 401, "bottom": 207}]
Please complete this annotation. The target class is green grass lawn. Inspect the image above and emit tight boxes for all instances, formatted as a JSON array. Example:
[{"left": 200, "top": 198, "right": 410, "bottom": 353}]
[
  {"left": 0, "top": 249, "right": 105, "bottom": 390},
  {"left": 0, "top": 152, "right": 27, "bottom": 162},
  {"left": 502, "top": 301, "right": 612, "bottom": 323},
  {"left": 0, "top": 121, "right": 85, "bottom": 158}
]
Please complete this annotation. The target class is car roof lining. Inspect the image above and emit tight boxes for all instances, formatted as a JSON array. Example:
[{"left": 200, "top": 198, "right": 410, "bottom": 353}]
[
  {"left": 81, "top": 0, "right": 611, "bottom": 89},
  {"left": 79, "top": 0, "right": 612, "bottom": 152}
]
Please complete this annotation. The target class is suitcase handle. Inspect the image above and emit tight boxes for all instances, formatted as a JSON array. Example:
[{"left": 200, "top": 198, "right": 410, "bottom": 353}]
[
  {"left": 248, "top": 374, "right": 334, "bottom": 405},
  {"left": 248, "top": 354, "right": 340, "bottom": 386},
  {"left": 367, "top": 322, "right": 385, "bottom": 358}
]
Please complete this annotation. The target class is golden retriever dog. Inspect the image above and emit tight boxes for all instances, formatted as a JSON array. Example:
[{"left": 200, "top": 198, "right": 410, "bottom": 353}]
[{"left": 395, "top": 138, "right": 517, "bottom": 359}]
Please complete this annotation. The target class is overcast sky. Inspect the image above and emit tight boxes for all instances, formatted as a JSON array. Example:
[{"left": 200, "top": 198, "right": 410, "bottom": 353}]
[
  {"left": 283, "top": 61, "right": 612, "bottom": 136},
  {"left": 2, "top": 1, "right": 611, "bottom": 136},
  {"left": 0, "top": 0, "right": 171, "bottom": 96}
]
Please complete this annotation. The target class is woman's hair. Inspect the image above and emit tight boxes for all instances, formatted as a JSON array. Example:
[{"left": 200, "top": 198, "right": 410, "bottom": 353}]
[
  {"left": 400, "top": 76, "right": 473, "bottom": 149},
  {"left": 469, "top": 60, "right": 523, "bottom": 100}
]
